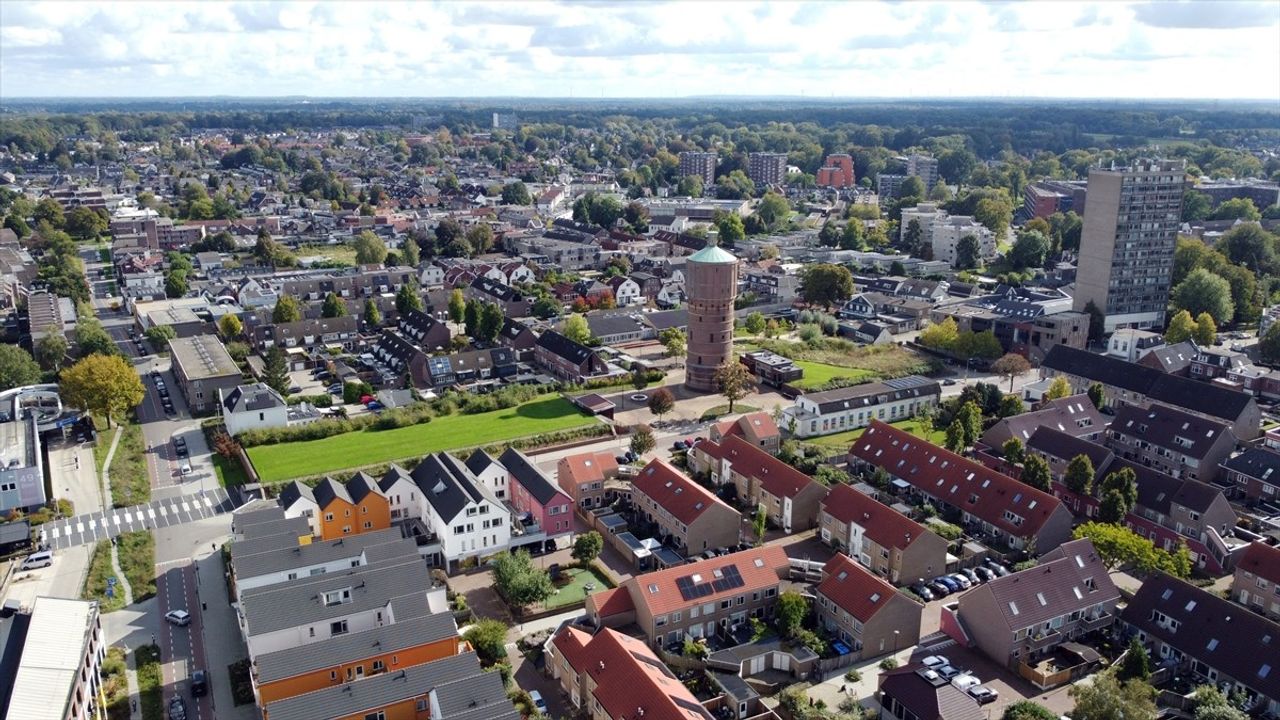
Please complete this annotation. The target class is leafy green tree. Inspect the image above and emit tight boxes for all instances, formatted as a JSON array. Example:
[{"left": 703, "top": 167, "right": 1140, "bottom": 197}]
[
  {"left": 1043, "top": 375, "right": 1072, "bottom": 401},
  {"left": 919, "top": 317, "right": 960, "bottom": 351},
  {"left": 395, "top": 281, "right": 424, "bottom": 315},
  {"left": 955, "top": 234, "right": 981, "bottom": 269},
  {"left": 1210, "top": 197, "right": 1260, "bottom": 221},
  {"left": 75, "top": 317, "right": 118, "bottom": 357},
  {"left": 401, "top": 235, "right": 420, "bottom": 267},
  {"left": 1099, "top": 467, "right": 1138, "bottom": 522},
  {"left": 532, "top": 297, "right": 561, "bottom": 319},
  {"left": 755, "top": 193, "right": 791, "bottom": 230},
  {"left": 744, "top": 312, "right": 766, "bottom": 335},
  {"left": 775, "top": 590, "right": 809, "bottom": 637},
  {"left": 623, "top": 201, "right": 650, "bottom": 233},
  {"left": 1172, "top": 268, "right": 1234, "bottom": 325},
  {"left": 630, "top": 424, "right": 655, "bottom": 456},
  {"left": 466, "top": 223, "right": 495, "bottom": 255},
  {"left": 1215, "top": 223, "right": 1275, "bottom": 273},
  {"left": 752, "top": 504, "right": 767, "bottom": 545},
  {"left": 716, "top": 213, "right": 745, "bottom": 244},
  {"left": 572, "top": 531, "right": 604, "bottom": 563},
  {"left": 1117, "top": 636, "right": 1151, "bottom": 682},
  {"left": 491, "top": 550, "right": 554, "bottom": 611},
  {"left": 447, "top": 289, "right": 466, "bottom": 325},
  {"left": 1021, "top": 454, "right": 1052, "bottom": 491},
  {"left": 799, "top": 263, "right": 854, "bottom": 309},
  {"left": 463, "top": 619, "right": 510, "bottom": 667},
  {"left": 1069, "top": 671, "right": 1157, "bottom": 720},
  {"left": 1165, "top": 309, "right": 1196, "bottom": 343},
  {"left": 478, "top": 302, "right": 504, "bottom": 342},
  {"left": 1002, "top": 438, "right": 1024, "bottom": 464},
  {"left": 501, "top": 181, "right": 532, "bottom": 206},
  {"left": 464, "top": 300, "right": 480, "bottom": 338},
  {"left": 144, "top": 324, "right": 176, "bottom": 349},
  {"left": 353, "top": 230, "right": 388, "bottom": 265},
  {"left": 218, "top": 314, "right": 243, "bottom": 339},
  {"left": 902, "top": 218, "right": 924, "bottom": 255},
  {"left": 272, "top": 295, "right": 302, "bottom": 323},
  {"left": 263, "top": 346, "right": 290, "bottom": 395},
  {"left": 34, "top": 197, "right": 65, "bottom": 228},
  {"left": 34, "top": 333, "right": 68, "bottom": 372},
  {"left": 1065, "top": 454, "right": 1095, "bottom": 494},
  {"left": 991, "top": 353, "right": 1031, "bottom": 391},
  {"left": 59, "top": 354, "right": 145, "bottom": 427},
  {"left": 676, "top": 174, "right": 703, "bottom": 198},
  {"left": 164, "top": 269, "right": 188, "bottom": 298},
  {"left": 1009, "top": 230, "right": 1049, "bottom": 270},
  {"left": 944, "top": 419, "right": 966, "bottom": 452},
  {"left": 321, "top": 292, "right": 347, "bottom": 318},
  {"left": 1261, "top": 322, "right": 1280, "bottom": 364},
  {"left": 0, "top": 345, "right": 42, "bottom": 390},
  {"left": 1000, "top": 701, "right": 1057, "bottom": 720},
  {"left": 1192, "top": 312, "right": 1217, "bottom": 346},
  {"left": 363, "top": 299, "right": 383, "bottom": 328},
  {"left": 714, "top": 360, "right": 753, "bottom": 413},
  {"left": 900, "top": 176, "right": 926, "bottom": 199},
  {"left": 998, "top": 393, "right": 1023, "bottom": 418},
  {"left": 1181, "top": 190, "right": 1212, "bottom": 222},
  {"left": 1088, "top": 382, "right": 1105, "bottom": 409},
  {"left": 840, "top": 219, "right": 865, "bottom": 250},
  {"left": 659, "top": 327, "right": 686, "bottom": 357},
  {"left": 1190, "top": 686, "right": 1250, "bottom": 720},
  {"left": 65, "top": 206, "right": 107, "bottom": 239},
  {"left": 563, "top": 314, "right": 592, "bottom": 345}
]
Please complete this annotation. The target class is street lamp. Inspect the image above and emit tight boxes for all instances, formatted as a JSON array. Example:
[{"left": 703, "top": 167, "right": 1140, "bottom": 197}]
[{"left": 893, "top": 630, "right": 900, "bottom": 657}]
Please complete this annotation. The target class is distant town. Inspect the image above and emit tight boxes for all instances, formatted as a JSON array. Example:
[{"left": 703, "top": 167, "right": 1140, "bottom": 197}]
[{"left": 1, "top": 97, "right": 1279, "bottom": 720}]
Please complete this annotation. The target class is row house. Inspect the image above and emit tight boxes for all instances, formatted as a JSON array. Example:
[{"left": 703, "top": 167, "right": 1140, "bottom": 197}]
[
  {"left": 280, "top": 473, "right": 392, "bottom": 541},
  {"left": 546, "top": 627, "right": 714, "bottom": 720},
  {"left": 397, "top": 308, "right": 451, "bottom": 352},
  {"left": 708, "top": 411, "right": 782, "bottom": 455},
  {"left": 818, "top": 484, "right": 948, "bottom": 586},
  {"left": 497, "top": 317, "right": 540, "bottom": 355},
  {"left": 464, "top": 450, "right": 511, "bottom": 501},
  {"left": 1026, "top": 427, "right": 1238, "bottom": 574},
  {"left": 228, "top": 524, "right": 406, "bottom": 598},
  {"left": 534, "top": 330, "right": 611, "bottom": 383},
  {"left": 497, "top": 447, "right": 576, "bottom": 541},
  {"left": 687, "top": 435, "right": 827, "bottom": 533},
  {"left": 557, "top": 451, "right": 621, "bottom": 511},
  {"left": 1137, "top": 340, "right": 1198, "bottom": 375},
  {"left": 848, "top": 421, "right": 1073, "bottom": 553},
  {"left": 1221, "top": 446, "right": 1280, "bottom": 503},
  {"left": 782, "top": 375, "right": 941, "bottom": 439},
  {"left": 1231, "top": 542, "right": 1280, "bottom": 622},
  {"left": 1189, "top": 347, "right": 1251, "bottom": 382},
  {"left": 249, "top": 315, "right": 359, "bottom": 353},
  {"left": 630, "top": 458, "right": 742, "bottom": 555},
  {"left": 396, "top": 453, "right": 513, "bottom": 570},
  {"left": 1040, "top": 345, "right": 1261, "bottom": 440},
  {"left": 742, "top": 265, "right": 801, "bottom": 303},
  {"left": 950, "top": 538, "right": 1119, "bottom": 687},
  {"left": 1105, "top": 403, "right": 1236, "bottom": 485},
  {"left": 466, "top": 276, "right": 535, "bottom": 318},
  {"left": 815, "top": 553, "right": 924, "bottom": 662},
  {"left": 1121, "top": 574, "right": 1280, "bottom": 717},
  {"left": 978, "top": 394, "right": 1104, "bottom": 450},
  {"left": 586, "top": 545, "right": 791, "bottom": 648}
]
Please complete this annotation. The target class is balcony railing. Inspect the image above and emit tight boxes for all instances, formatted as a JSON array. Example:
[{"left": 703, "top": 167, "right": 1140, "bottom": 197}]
[
  {"left": 1079, "top": 613, "right": 1113, "bottom": 632},
  {"left": 1025, "top": 629, "right": 1063, "bottom": 651}
]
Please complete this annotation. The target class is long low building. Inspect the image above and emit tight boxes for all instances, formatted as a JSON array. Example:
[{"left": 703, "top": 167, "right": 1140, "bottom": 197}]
[
  {"left": 782, "top": 376, "right": 940, "bottom": 439},
  {"left": 1, "top": 597, "right": 105, "bottom": 720}
]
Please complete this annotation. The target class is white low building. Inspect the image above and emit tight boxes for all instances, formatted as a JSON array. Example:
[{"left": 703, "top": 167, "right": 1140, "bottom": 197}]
[
  {"left": 221, "top": 383, "right": 289, "bottom": 436},
  {"left": 782, "top": 375, "right": 941, "bottom": 438},
  {"left": 408, "top": 453, "right": 513, "bottom": 571}
]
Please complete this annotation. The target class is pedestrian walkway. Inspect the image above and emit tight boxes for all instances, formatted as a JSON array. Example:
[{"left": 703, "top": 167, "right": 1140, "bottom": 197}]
[
  {"left": 110, "top": 542, "right": 135, "bottom": 605},
  {"left": 126, "top": 652, "right": 142, "bottom": 720},
  {"left": 38, "top": 488, "right": 237, "bottom": 549}
]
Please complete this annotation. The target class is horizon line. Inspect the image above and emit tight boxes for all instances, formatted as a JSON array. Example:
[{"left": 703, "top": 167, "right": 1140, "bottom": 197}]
[{"left": 1, "top": 94, "right": 1278, "bottom": 104}]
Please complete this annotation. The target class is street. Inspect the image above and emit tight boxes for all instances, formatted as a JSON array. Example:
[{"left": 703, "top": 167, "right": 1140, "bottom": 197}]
[{"left": 158, "top": 563, "right": 214, "bottom": 720}]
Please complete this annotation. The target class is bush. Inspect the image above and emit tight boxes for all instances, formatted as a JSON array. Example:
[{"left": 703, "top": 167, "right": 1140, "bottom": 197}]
[
  {"left": 844, "top": 668, "right": 862, "bottom": 683},
  {"left": 287, "top": 393, "right": 333, "bottom": 407},
  {"left": 464, "top": 618, "right": 510, "bottom": 666},
  {"left": 879, "top": 657, "right": 899, "bottom": 670}
]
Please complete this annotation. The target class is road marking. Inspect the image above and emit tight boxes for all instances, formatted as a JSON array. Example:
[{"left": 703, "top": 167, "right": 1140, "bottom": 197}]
[
  {"left": 123, "top": 511, "right": 133, "bottom": 523},
  {"left": 147, "top": 508, "right": 156, "bottom": 520},
  {"left": 75, "top": 522, "right": 84, "bottom": 533},
  {"left": 180, "top": 501, "right": 191, "bottom": 513}
]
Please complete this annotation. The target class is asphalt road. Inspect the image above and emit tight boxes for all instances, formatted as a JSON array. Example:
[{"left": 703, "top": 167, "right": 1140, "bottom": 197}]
[
  {"left": 38, "top": 489, "right": 235, "bottom": 549},
  {"left": 159, "top": 563, "right": 214, "bottom": 720}
]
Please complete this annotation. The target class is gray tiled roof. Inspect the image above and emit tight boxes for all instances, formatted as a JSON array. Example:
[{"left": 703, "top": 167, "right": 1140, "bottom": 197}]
[
  {"left": 230, "top": 529, "right": 409, "bottom": 583},
  {"left": 313, "top": 477, "right": 354, "bottom": 508},
  {"left": 433, "top": 670, "right": 514, "bottom": 720},
  {"left": 240, "top": 555, "right": 431, "bottom": 636},
  {"left": 254, "top": 611, "right": 457, "bottom": 684},
  {"left": 963, "top": 538, "right": 1117, "bottom": 632},
  {"left": 498, "top": 447, "right": 562, "bottom": 506},
  {"left": 263, "top": 652, "right": 481, "bottom": 720},
  {"left": 411, "top": 453, "right": 499, "bottom": 524},
  {"left": 221, "top": 383, "right": 286, "bottom": 414}
]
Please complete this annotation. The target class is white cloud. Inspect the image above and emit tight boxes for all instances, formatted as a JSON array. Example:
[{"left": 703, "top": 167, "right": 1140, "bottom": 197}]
[{"left": 0, "top": 0, "right": 1276, "bottom": 99}]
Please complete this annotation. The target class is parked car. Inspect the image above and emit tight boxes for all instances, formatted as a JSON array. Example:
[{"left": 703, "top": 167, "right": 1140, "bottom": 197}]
[
  {"left": 951, "top": 674, "right": 980, "bottom": 692},
  {"left": 933, "top": 575, "right": 961, "bottom": 592},
  {"left": 968, "top": 686, "right": 998, "bottom": 705},
  {"left": 926, "top": 581, "right": 950, "bottom": 597},
  {"left": 958, "top": 567, "right": 982, "bottom": 584},
  {"left": 190, "top": 669, "right": 208, "bottom": 697},
  {"left": 289, "top": 385, "right": 302, "bottom": 394},
  {"left": 910, "top": 583, "right": 935, "bottom": 601},
  {"left": 973, "top": 566, "right": 997, "bottom": 582},
  {"left": 935, "top": 664, "right": 961, "bottom": 680},
  {"left": 168, "top": 696, "right": 187, "bottom": 720},
  {"left": 529, "top": 690, "right": 547, "bottom": 715},
  {"left": 672, "top": 441, "right": 686, "bottom": 451},
  {"left": 983, "top": 559, "right": 1011, "bottom": 576},
  {"left": 942, "top": 378, "right": 957, "bottom": 386},
  {"left": 164, "top": 610, "right": 191, "bottom": 626},
  {"left": 948, "top": 573, "right": 973, "bottom": 590},
  {"left": 327, "top": 383, "right": 344, "bottom": 395},
  {"left": 920, "top": 655, "right": 948, "bottom": 669},
  {"left": 20, "top": 551, "right": 54, "bottom": 571}
]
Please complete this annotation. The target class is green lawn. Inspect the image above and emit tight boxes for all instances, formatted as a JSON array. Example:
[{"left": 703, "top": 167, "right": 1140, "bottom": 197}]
[
  {"left": 247, "top": 397, "right": 595, "bottom": 483},
  {"left": 789, "top": 360, "right": 879, "bottom": 390},
  {"left": 211, "top": 453, "right": 249, "bottom": 487},
  {"left": 700, "top": 404, "right": 761, "bottom": 421},
  {"left": 82, "top": 541, "right": 126, "bottom": 613},
  {"left": 117, "top": 531, "right": 156, "bottom": 602},
  {"left": 105, "top": 421, "right": 149, "bottom": 508},
  {"left": 805, "top": 417, "right": 947, "bottom": 451},
  {"left": 545, "top": 566, "right": 613, "bottom": 609},
  {"left": 296, "top": 243, "right": 358, "bottom": 265}
]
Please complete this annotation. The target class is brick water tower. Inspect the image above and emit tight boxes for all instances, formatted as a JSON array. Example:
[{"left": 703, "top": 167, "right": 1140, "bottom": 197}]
[{"left": 685, "top": 240, "right": 739, "bottom": 392}]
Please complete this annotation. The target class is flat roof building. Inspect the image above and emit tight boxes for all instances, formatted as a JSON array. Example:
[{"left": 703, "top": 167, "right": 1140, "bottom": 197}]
[
  {"left": 169, "top": 335, "right": 242, "bottom": 415},
  {"left": 0, "top": 416, "right": 45, "bottom": 516},
  {"left": 3, "top": 597, "right": 105, "bottom": 720}
]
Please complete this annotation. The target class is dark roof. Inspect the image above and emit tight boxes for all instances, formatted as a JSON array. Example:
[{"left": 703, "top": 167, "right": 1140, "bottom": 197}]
[
  {"left": 464, "top": 449, "right": 499, "bottom": 477},
  {"left": 1222, "top": 447, "right": 1280, "bottom": 485},
  {"left": 278, "top": 481, "right": 317, "bottom": 510},
  {"left": 1238, "top": 541, "right": 1280, "bottom": 584},
  {"left": 498, "top": 316, "right": 534, "bottom": 341},
  {"left": 585, "top": 313, "right": 644, "bottom": 338},
  {"left": 410, "top": 453, "right": 499, "bottom": 523},
  {"left": 1041, "top": 345, "right": 1254, "bottom": 424},
  {"left": 346, "top": 471, "right": 386, "bottom": 504},
  {"left": 1144, "top": 341, "right": 1197, "bottom": 372},
  {"left": 470, "top": 275, "right": 524, "bottom": 302},
  {"left": 878, "top": 665, "right": 984, "bottom": 720},
  {"left": 313, "top": 476, "right": 353, "bottom": 508},
  {"left": 960, "top": 538, "right": 1118, "bottom": 632},
  {"left": 799, "top": 376, "right": 939, "bottom": 415},
  {"left": 0, "top": 519, "right": 31, "bottom": 546},
  {"left": 535, "top": 329, "right": 596, "bottom": 366},
  {"left": 498, "top": 447, "right": 563, "bottom": 506},
  {"left": 981, "top": 394, "right": 1104, "bottom": 445},
  {"left": 1121, "top": 574, "right": 1280, "bottom": 701},
  {"left": 254, "top": 611, "right": 457, "bottom": 684},
  {"left": 230, "top": 528, "right": 409, "bottom": 583},
  {"left": 1110, "top": 403, "right": 1233, "bottom": 460},
  {"left": 222, "top": 383, "right": 286, "bottom": 414},
  {"left": 378, "top": 464, "right": 414, "bottom": 493},
  {"left": 1108, "top": 457, "right": 1221, "bottom": 515},
  {"left": 1026, "top": 427, "right": 1114, "bottom": 475}
]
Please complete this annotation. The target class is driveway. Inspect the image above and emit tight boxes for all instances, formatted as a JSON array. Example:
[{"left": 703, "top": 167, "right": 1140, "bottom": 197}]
[{"left": 449, "top": 569, "right": 513, "bottom": 625}]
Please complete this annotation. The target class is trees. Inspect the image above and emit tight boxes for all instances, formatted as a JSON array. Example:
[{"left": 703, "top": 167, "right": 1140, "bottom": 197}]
[
  {"left": 352, "top": 231, "right": 388, "bottom": 265},
  {"left": 263, "top": 346, "right": 290, "bottom": 396},
  {"left": 1210, "top": 197, "right": 1260, "bottom": 221},
  {"left": 1263, "top": 323, "right": 1280, "bottom": 364},
  {"left": 1190, "top": 686, "right": 1250, "bottom": 720},
  {"left": 1087, "top": 382, "right": 1105, "bottom": 409},
  {"left": 991, "top": 353, "right": 1031, "bottom": 391},
  {"left": 463, "top": 619, "right": 510, "bottom": 667},
  {"left": 0, "top": 345, "right": 42, "bottom": 390},
  {"left": 1043, "top": 376, "right": 1072, "bottom": 401},
  {"left": 1065, "top": 454, "right": 1095, "bottom": 494},
  {"left": 997, "top": 394, "right": 1023, "bottom": 418},
  {"left": 659, "top": 327, "right": 686, "bottom": 358},
  {"left": 1182, "top": 191, "right": 1213, "bottom": 222},
  {"left": 714, "top": 360, "right": 753, "bottom": 413},
  {"left": 491, "top": 550, "right": 554, "bottom": 612},
  {"left": 464, "top": 300, "right": 480, "bottom": 339},
  {"left": 1073, "top": 522, "right": 1190, "bottom": 578},
  {"left": 478, "top": 303, "right": 504, "bottom": 343},
  {"left": 501, "top": 181, "right": 532, "bottom": 206},
  {"left": 363, "top": 299, "right": 383, "bottom": 328},
  {"left": 1000, "top": 701, "right": 1057, "bottom": 720},
  {"left": 944, "top": 419, "right": 966, "bottom": 452},
  {"left": 466, "top": 224, "right": 495, "bottom": 255},
  {"left": 34, "top": 333, "right": 68, "bottom": 372},
  {"left": 59, "top": 354, "right": 145, "bottom": 427},
  {"left": 1002, "top": 438, "right": 1024, "bottom": 464},
  {"left": 572, "top": 531, "right": 604, "bottom": 564},
  {"left": 902, "top": 218, "right": 924, "bottom": 255},
  {"left": 715, "top": 213, "right": 745, "bottom": 245},
  {"left": 775, "top": 590, "right": 809, "bottom": 637},
  {"left": 755, "top": 193, "right": 791, "bottom": 231},
  {"left": 956, "top": 400, "right": 983, "bottom": 446},
  {"left": 1020, "top": 454, "right": 1052, "bottom": 492},
  {"left": 321, "top": 292, "right": 347, "bottom": 318},
  {"left": 447, "top": 289, "right": 466, "bottom": 325},
  {"left": 799, "top": 263, "right": 855, "bottom": 309},
  {"left": 1192, "top": 312, "right": 1217, "bottom": 346},
  {"left": 164, "top": 269, "right": 189, "bottom": 298},
  {"left": 395, "top": 281, "right": 425, "bottom": 315},
  {"left": 1165, "top": 309, "right": 1196, "bottom": 343},
  {"left": 623, "top": 201, "right": 650, "bottom": 233},
  {"left": 402, "top": 234, "right": 420, "bottom": 267},
  {"left": 1098, "top": 467, "right": 1138, "bottom": 523},
  {"left": 218, "top": 314, "right": 243, "bottom": 339},
  {"left": 1068, "top": 670, "right": 1157, "bottom": 720},
  {"left": 563, "top": 314, "right": 592, "bottom": 345},
  {"left": 919, "top": 317, "right": 960, "bottom": 351},
  {"left": 1172, "top": 268, "right": 1234, "bottom": 325},
  {"left": 1008, "top": 230, "right": 1049, "bottom": 270},
  {"left": 75, "top": 317, "right": 118, "bottom": 357},
  {"left": 272, "top": 295, "right": 302, "bottom": 324},
  {"left": 1117, "top": 636, "right": 1151, "bottom": 682},
  {"left": 743, "top": 312, "right": 766, "bottom": 335},
  {"left": 1215, "top": 223, "right": 1275, "bottom": 273},
  {"left": 676, "top": 174, "right": 703, "bottom": 198},
  {"left": 647, "top": 388, "right": 675, "bottom": 418},
  {"left": 630, "top": 424, "right": 656, "bottom": 456},
  {"left": 66, "top": 206, "right": 107, "bottom": 240},
  {"left": 955, "top": 234, "right": 981, "bottom": 270},
  {"left": 573, "top": 192, "right": 623, "bottom": 229},
  {"left": 144, "top": 324, "right": 176, "bottom": 349},
  {"left": 752, "top": 504, "right": 767, "bottom": 545}
]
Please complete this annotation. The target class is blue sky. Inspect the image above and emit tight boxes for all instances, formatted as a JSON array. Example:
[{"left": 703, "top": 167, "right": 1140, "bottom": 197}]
[{"left": 1, "top": 1, "right": 1278, "bottom": 99}]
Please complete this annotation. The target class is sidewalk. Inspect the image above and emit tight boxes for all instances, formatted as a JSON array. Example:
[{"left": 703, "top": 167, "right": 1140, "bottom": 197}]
[{"left": 195, "top": 544, "right": 257, "bottom": 720}]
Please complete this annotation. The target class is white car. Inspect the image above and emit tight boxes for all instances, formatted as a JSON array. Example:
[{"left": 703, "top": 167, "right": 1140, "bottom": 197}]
[
  {"left": 951, "top": 673, "right": 980, "bottom": 692},
  {"left": 529, "top": 690, "right": 548, "bottom": 715},
  {"left": 180, "top": 462, "right": 192, "bottom": 475},
  {"left": 164, "top": 610, "right": 191, "bottom": 627}
]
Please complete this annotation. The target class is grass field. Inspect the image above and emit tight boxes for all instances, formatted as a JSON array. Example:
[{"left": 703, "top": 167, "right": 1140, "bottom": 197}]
[
  {"left": 104, "top": 421, "right": 149, "bottom": 507},
  {"left": 247, "top": 397, "right": 595, "bottom": 483},
  {"left": 118, "top": 531, "right": 157, "bottom": 602},
  {"left": 789, "top": 360, "right": 879, "bottom": 390},
  {"left": 545, "top": 566, "right": 613, "bottom": 609},
  {"left": 296, "top": 243, "right": 358, "bottom": 265},
  {"left": 804, "top": 417, "right": 947, "bottom": 451},
  {"left": 211, "top": 453, "right": 249, "bottom": 487},
  {"left": 83, "top": 541, "right": 126, "bottom": 612}
]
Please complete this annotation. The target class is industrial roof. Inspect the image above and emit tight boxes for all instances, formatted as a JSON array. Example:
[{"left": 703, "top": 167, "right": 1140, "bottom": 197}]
[{"left": 6, "top": 597, "right": 98, "bottom": 720}]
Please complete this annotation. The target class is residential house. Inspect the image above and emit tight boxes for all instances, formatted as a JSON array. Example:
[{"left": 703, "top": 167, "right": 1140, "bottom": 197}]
[
  {"left": 1231, "top": 542, "right": 1280, "bottom": 622},
  {"left": 629, "top": 272, "right": 663, "bottom": 302},
  {"left": 557, "top": 451, "right": 621, "bottom": 511},
  {"left": 687, "top": 435, "right": 827, "bottom": 533},
  {"left": 228, "top": 525, "right": 407, "bottom": 597},
  {"left": 3, "top": 597, "right": 106, "bottom": 720},
  {"left": 814, "top": 553, "right": 923, "bottom": 661},
  {"left": 630, "top": 458, "right": 742, "bottom": 555},
  {"left": 782, "top": 376, "right": 941, "bottom": 440},
  {"left": 818, "top": 484, "right": 947, "bottom": 586},
  {"left": 584, "top": 313, "right": 648, "bottom": 345},
  {"left": 497, "top": 317, "right": 539, "bottom": 354},
  {"left": 607, "top": 276, "right": 642, "bottom": 306},
  {"left": 281, "top": 473, "right": 392, "bottom": 541},
  {"left": 464, "top": 450, "right": 510, "bottom": 501},
  {"left": 586, "top": 545, "right": 791, "bottom": 647},
  {"left": 848, "top": 421, "right": 1073, "bottom": 553},
  {"left": 467, "top": 276, "right": 534, "bottom": 318},
  {"left": 169, "top": 335, "right": 243, "bottom": 414},
  {"left": 1222, "top": 446, "right": 1280, "bottom": 503},
  {"left": 1105, "top": 403, "right": 1236, "bottom": 484},
  {"left": 498, "top": 448, "right": 576, "bottom": 540},
  {"left": 1107, "top": 329, "right": 1165, "bottom": 362},
  {"left": 877, "top": 664, "right": 984, "bottom": 720},
  {"left": 739, "top": 350, "right": 803, "bottom": 388},
  {"left": 1136, "top": 340, "right": 1198, "bottom": 375},
  {"left": 978, "top": 394, "right": 1104, "bottom": 450},
  {"left": 709, "top": 411, "right": 782, "bottom": 455},
  {"left": 952, "top": 538, "right": 1118, "bottom": 685},
  {"left": 1121, "top": 574, "right": 1280, "bottom": 716},
  {"left": 409, "top": 453, "right": 512, "bottom": 570},
  {"left": 545, "top": 627, "right": 715, "bottom": 720},
  {"left": 1040, "top": 345, "right": 1261, "bottom": 440},
  {"left": 249, "top": 316, "right": 359, "bottom": 353},
  {"left": 534, "top": 330, "right": 610, "bottom": 382},
  {"left": 221, "top": 383, "right": 288, "bottom": 436},
  {"left": 397, "top": 309, "right": 452, "bottom": 352}
]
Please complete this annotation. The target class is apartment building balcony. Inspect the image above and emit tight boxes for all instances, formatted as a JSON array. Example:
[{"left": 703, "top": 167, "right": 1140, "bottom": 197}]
[
  {"left": 1079, "top": 612, "right": 1113, "bottom": 632},
  {"left": 1025, "top": 629, "right": 1063, "bottom": 652}
]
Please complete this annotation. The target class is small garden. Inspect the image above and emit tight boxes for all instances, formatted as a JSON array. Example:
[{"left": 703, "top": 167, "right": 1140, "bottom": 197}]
[
  {"left": 227, "top": 658, "right": 256, "bottom": 705},
  {"left": 118, "top": 530, "right": 157, "bottom": 602},
  {"left": 107, "top": 420, "right": 150, "bottom": 507},
  {"left": 544, "top": 565, "right": 613, "bottom": 609},
  {"left": 101, "top": 646, "right": 131, "bottom": 720}
]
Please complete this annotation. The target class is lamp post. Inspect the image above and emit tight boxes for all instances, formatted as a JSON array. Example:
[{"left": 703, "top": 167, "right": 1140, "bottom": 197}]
[{"left": 893, "top": 630, "right": 900, "bottom": 658}]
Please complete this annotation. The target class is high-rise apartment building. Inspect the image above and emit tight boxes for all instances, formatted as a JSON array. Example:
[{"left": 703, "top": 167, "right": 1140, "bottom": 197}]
[
  {"left": 1073, "top": 159, "right": 1186, "bottom": 333},
  {"left": 748, "top": 152, "right": 788, "bottom": 186},
  {"left": 679, "top": 152, "right": 718, "bottom": 186},
  {"left": 877, "top": 173, "right": 906, "bottom": 200},
  {"left": 685, "top": 241, "right": 739, "bottom": 392},
  {"left": 817, "top": 154, "right": 855, "bottom": 188},
  {"left": 906, "top": 154, "right": 940, "bottom": 191}
]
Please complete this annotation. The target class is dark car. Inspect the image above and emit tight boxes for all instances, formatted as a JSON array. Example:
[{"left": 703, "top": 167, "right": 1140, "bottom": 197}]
[
  {"left": 942, "top": 378, "right": 957, "bottom": 386},
  {"left": 973, "top": 566, "right": 997, "bottom": 583},
  {"left": 190, "top": 669, "right": 208, "bottom": 697},
  {"left": 910, "top": 583, "right": 935, "bottom": 601},
  {"left": 983, "top": 559, "right": 1011, "bottom": 576},
  {"left": 926, "top": 581, "right": 950, "bottom": 597},
  {"left": 959, "top": 567, "right": 982, "bottom": 584}
]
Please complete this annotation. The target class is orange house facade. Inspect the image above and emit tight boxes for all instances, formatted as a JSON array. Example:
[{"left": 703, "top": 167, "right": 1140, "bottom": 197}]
[{"left": 283, "top": 473, "right": 393, "bottom": 541}]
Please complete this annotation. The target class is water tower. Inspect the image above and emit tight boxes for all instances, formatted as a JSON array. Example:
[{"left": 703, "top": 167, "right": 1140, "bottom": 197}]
[{"left": 684, "top": 240, "right": 739, "bottom": 392}]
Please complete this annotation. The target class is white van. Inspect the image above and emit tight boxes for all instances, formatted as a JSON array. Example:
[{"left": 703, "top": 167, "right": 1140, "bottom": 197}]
[{"left": 20, "top": 550, "right": 54, "bottom": 571}]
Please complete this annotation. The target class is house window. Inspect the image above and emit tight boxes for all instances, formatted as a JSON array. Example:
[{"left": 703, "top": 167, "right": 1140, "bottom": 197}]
[
  {"left": 365, "top": 713, "right": 386, "bottom": 720},
  {"left": 417, "top": 699, "right": 428, "bottom": 712},
  {"left": 372, "top": 660, "right": 385, "bottom": 673},
  {"left": 330, "top": 620, "right": 349, "bottom": 636},
  {"left": 325, "top": 513, "right": 334, "bottom": 522}
]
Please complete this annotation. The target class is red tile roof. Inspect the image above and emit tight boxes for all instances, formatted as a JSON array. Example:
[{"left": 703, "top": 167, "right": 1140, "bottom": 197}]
[
  {"left": 622, "top": 545, "right": 789, "bottom": 618},
  {"left": 552, "top": 628, "right": 712, "bottom": 720},
  {"left": 849, "top": 421, "right": 1063, "bottom": 538},
  {"left": 588, "top": 587, "right": 635, "bottom": 620},
  {"left": 816, "top": 553, "right": 900, "bottom": 623},
  {"left": 557, "top": 451, "right": 618, "bottom": 492},
  {"left": 1237, "top": 541, "right": 1280, "bottom": 584},
  {"left": 713, "top": 412, "right": 780, "bottom": 445},
  {"left": 697, "top": 435, "right": 822, "bottom": 501},
  {"left": 820, "top": 484, "right": 929, "bottom": 552},
  {"left": 632, "top": 458, "right": 733, "bottom": 525}
]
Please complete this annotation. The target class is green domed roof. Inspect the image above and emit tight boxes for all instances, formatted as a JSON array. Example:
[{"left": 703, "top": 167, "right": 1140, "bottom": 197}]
[{"left": 688, "top": 243, "right": 738, "bottom": 264}]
